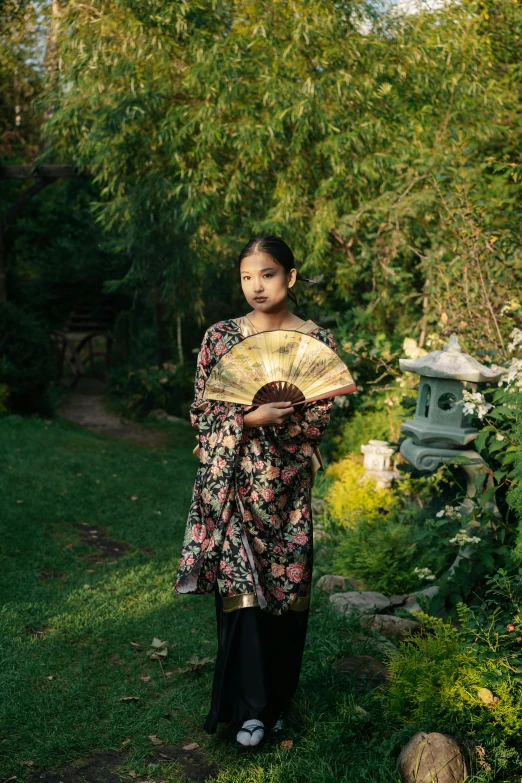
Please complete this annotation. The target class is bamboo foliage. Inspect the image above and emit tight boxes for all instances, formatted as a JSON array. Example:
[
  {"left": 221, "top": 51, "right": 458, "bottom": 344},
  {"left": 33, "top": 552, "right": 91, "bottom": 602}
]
[{"left": 42, "top": 0, "right": 522, "bottom": 350}]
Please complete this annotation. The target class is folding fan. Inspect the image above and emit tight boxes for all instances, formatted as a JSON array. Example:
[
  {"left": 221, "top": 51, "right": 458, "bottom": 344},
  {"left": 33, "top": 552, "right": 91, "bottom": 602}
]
[{"left": 202, "top": 330, "right": 357, "bottom": 406}]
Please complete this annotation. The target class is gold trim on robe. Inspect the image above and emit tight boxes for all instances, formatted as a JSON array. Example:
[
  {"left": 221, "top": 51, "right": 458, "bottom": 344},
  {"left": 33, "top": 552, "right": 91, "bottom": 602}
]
[{"left": 222, "top": 591, "right": 310, "bottom": 613}]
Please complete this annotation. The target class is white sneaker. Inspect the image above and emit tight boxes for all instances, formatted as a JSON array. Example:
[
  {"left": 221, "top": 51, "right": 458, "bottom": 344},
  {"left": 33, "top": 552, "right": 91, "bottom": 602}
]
[{"left": 236, "top": 719, "right": 265, "bottom": 747}]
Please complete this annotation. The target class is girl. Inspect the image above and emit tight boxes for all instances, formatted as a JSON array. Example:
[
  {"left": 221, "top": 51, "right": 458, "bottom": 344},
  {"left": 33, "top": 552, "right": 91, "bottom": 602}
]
[{"left": 175, "top": 236, "right": 337, "bottom": 748}]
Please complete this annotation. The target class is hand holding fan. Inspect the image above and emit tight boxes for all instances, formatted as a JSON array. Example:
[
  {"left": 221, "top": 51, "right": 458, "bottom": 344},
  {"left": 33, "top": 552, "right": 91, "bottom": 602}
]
[{"left": 202, "top": 330, "right": 356, "bottom": 406}]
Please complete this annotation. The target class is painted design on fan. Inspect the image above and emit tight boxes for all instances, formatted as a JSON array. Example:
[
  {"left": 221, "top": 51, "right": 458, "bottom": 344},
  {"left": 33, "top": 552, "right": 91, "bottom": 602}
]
[{"left": 203, "top": 329, "right": 356, "bottom": 406}]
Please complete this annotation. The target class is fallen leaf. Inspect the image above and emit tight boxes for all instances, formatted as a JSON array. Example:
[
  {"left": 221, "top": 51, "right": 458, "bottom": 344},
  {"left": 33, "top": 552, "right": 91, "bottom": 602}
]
[
  {"left": 191, "top": 628, "right": 197, "bottom": 634},
  {"left": 280, "top": 740, "right": 293, "bottom": 750},
  {"left": 182, "top": 742, "right": 200, "bottom": 751},
  {"left": 46, "top": 675, "right": 54, "bottom": 680},
  {"left": 140, "top": 675, "right": 151, "bottom": 683},
  {"left": 130, "top": 496, "right": 139, "bottom": 501},
  {"left": 20, "top": 761, "right": 34, "bottom": 766},
  {"left": 477, "top": 687, "right": 500, "bottom": 707},
  {"left": 130, "top": 641, "right": 142, "bottom": 648},
  {"left": 122, "top": 738, "right": 131, "bottom": 745},
  {"left": 150, "top": 637, "right": 168, "bottom": 648},
  {"left": 120, "top": 696, "right": 141, "bottom": 702},
  {"left": 148, "top": 638, "right": 168, "bottom": 658},
  {"left": 148, "top": 735, "right": 163, "bottom": 745},
  {"left": 128, "top": 771, "right": 137, "bottom": 779},
  {"left": 164, "top": 671, "right": 175, "bottom": 677}
]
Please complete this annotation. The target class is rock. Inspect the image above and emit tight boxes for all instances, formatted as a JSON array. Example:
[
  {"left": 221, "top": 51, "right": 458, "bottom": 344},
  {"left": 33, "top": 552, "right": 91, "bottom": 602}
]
[
  {"left": 397, "top": 732, "right": 469, "bottom": 783},
  {"left": 403, "top": 585, "right": 440, "bottom": 614},
  {"left": 359, "top": 614, "right": 422, "bottom": 640},
  {"left": 316, "top": 574, "right": 363, "bottom": 594},
  {"left": 330, "top": 591, "right": 391, "bottom": 615},
  {"left": 346, "top": 576, "right": 364, "bottom": 590},
  {"left": 389, "top": 594, "right": 408, "bottom": 608},
  {"left": 332, "top": 655, "right": 390, "bottom": 687}
]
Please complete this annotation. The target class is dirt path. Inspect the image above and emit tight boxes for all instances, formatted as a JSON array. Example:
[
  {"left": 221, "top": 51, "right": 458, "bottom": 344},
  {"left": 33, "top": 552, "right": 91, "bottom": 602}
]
[{"left": 59, "top": 379, "right": 168, "bottom": 448}]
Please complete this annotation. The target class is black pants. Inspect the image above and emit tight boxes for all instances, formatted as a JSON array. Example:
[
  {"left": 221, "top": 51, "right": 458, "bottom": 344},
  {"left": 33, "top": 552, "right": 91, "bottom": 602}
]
[{"left": 203, "top": 588, "right": 310, "bottom": 733}]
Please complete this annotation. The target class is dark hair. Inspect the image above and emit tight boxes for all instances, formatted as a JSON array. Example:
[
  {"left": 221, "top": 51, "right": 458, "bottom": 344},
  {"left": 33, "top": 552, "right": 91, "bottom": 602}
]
[{"left": 238, "top": 235, "right": 314, "bottom": 306}]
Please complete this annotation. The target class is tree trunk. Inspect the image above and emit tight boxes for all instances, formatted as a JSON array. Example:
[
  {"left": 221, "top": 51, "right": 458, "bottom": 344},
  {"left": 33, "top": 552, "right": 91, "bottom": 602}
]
[
  {"left": 176, "top": 315, "right": 183, "bottom": 365},
  {"left": 153, "top": 286, "right": 170, "bottom": 366}
]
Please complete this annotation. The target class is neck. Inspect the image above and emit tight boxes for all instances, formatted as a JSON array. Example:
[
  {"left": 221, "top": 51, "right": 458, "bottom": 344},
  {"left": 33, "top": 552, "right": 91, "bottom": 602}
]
[{"left": 246, "top": 307, "right": 305, "bottom": 331}]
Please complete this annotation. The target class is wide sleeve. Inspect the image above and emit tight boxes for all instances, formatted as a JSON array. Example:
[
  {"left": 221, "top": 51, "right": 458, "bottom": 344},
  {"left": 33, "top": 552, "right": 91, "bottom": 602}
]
[{"left": 189, "top": 326, "right": 246, "bottom": 466}]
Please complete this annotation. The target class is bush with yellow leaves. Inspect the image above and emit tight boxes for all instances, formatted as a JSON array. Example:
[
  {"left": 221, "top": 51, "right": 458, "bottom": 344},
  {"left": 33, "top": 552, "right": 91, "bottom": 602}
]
[
  {"left": 324, "top": 454, "right": 397, "bottom": 529},
  {"left": 385, "top": 611, "right": 522, "bottom": 739}
]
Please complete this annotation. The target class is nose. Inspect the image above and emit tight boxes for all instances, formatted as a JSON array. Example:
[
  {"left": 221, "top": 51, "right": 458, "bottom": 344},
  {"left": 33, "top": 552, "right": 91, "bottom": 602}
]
[{"left": 253, "top": 277, "right": 264, "bottom": 293}]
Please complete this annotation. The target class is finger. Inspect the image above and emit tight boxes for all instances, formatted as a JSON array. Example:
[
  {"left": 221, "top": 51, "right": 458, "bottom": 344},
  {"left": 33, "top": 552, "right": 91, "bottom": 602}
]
[{"left": 272, "top": 401, "right": 294, "bottom": 408}]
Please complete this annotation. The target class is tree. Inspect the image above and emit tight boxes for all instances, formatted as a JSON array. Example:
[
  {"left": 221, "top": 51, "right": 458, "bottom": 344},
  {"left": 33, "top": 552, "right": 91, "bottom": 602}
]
[{"left": 42, "top": 0, "right": 521, "bottom": 356}]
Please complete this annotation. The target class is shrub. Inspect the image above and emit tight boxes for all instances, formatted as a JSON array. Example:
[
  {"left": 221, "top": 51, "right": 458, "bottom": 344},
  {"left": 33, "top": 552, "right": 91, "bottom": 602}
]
[
  {"left": 331, "top": 512, "right": 445, "bottom": 596},
  {"left": 320, "top": 456, "right": 464, "bottom": 594},
  {"left": 108, "top": 361, "right": 194, "bottom": 419},
  {"left": 324, "top": 455, "right": 397, "bottom": 528},
  {"left": 385, "top": 595, "right": 522, "bottom": 740},
  {"left": 332, "top": 405, "right": 399, "bottom": 460},
  {"left": 0, "top": 303, "right": 55, "bottom": 415}
]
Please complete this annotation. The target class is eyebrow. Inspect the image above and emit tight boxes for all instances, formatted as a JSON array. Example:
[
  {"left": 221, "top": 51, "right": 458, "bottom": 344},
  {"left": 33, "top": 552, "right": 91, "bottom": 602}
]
[{"left": 241, "top": 267, "right": 277, "bottom": 273}]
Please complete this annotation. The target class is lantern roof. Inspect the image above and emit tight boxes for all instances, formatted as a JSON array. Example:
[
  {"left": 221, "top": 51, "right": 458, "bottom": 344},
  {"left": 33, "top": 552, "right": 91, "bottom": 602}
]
[{"left": 399, "top": 334, "right": 502, "bottom": 383}]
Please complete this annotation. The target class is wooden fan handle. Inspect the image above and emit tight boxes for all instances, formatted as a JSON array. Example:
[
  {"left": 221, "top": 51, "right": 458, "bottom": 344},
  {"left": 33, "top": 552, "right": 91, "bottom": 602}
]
[{"left": 253, "top": 381, "right": 305, "bottom": 406}]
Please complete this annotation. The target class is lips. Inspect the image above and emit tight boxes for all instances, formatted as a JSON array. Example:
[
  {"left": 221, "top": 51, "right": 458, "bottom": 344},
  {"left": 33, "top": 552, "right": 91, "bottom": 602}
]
[{"left": 254, "top": 297, "right": 267, "bottom": 302}]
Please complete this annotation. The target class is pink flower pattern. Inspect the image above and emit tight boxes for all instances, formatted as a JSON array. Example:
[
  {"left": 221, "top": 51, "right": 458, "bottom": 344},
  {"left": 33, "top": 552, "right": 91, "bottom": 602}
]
[{"left": 174, "top": 319, "right": 336, "bottom": 615}]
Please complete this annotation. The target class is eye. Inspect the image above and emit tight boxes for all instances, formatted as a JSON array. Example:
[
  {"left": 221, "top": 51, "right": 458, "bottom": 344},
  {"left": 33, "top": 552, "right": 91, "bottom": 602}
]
[{"left": 264, "top": 274, "right": 273, "bottom": 279}]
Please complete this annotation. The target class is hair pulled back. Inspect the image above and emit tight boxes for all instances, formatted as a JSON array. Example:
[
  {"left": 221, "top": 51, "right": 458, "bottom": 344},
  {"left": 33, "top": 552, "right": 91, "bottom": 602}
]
[{"left": 238, "top": 235, "right": 314, "bottom": 306}]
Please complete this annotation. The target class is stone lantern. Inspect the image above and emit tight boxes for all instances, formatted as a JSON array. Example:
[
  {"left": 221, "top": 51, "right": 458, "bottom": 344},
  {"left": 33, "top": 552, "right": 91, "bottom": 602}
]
[
  {"left": 398, "top": 334, "right": 503, "bottom": 613},
  {"left": 399, "top": 334, "right": 502, "bottom": 471}
]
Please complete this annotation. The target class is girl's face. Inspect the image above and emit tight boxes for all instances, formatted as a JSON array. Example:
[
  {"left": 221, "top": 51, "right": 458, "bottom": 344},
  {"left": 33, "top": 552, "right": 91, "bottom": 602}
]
[{"left": 240, "top": 252, "right": 296, "bottom": 313}]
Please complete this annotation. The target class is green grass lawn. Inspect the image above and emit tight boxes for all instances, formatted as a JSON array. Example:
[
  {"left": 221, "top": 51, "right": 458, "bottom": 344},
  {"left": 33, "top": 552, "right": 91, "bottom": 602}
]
[{"left": 0, "top": 413, "right": 407, "bottom": 783}]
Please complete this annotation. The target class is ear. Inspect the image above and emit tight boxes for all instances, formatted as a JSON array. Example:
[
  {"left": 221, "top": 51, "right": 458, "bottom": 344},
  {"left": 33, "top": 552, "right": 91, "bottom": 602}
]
[{"left": 287, "top": 268, "right": 297, "bottom": 289}]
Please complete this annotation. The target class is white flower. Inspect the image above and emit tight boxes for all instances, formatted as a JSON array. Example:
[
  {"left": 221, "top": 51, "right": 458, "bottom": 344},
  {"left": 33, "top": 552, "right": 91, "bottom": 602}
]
[
  {"left": 438, "top": 505, "right": 462, "bottom": 521},
  {"left": 495, "top": 432, "right": 505, "bottom": 442},
  {"left": 508, "top": 328, "right": 522, "bottom": 352},
  {"left": 458, "top": 389, "right": 493, "bottom": 418},
  {"left": 449, "top": 528, "right": 481, "bottom": 546},
  {"left": 499, "top": 358, "right": 522, "bottom": 389},
  {"left": 403, "top": 337, "right": 427, "bottom": 360},
  {"left": 413, "top": 566, "right": 436, "bottom": 581}
]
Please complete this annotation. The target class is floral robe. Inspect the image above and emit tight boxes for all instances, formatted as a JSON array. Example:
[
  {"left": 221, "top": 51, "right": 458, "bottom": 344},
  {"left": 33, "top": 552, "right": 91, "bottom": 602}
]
[{"left": 174, "top": 317, "right": 337, "bottom": 616}]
